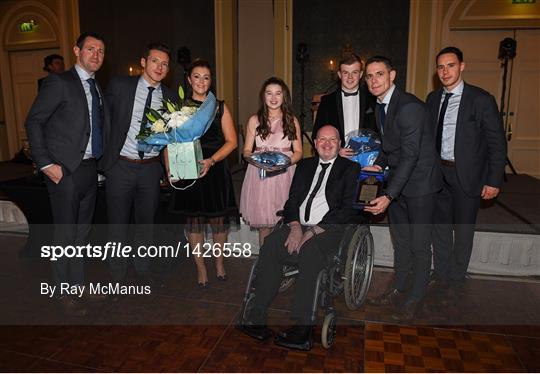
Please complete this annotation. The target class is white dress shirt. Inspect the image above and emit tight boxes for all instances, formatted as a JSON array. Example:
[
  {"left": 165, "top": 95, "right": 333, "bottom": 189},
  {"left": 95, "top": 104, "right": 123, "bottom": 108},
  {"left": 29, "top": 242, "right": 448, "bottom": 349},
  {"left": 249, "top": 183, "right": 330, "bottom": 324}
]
[
  {"left": 299, "top": 156, "right": 337, "bottom": 226},
  {"left": 74, "top": 64, "right": 100, "bottom": 160},
  {"left": 342, "top": 90, "right": 360, "bottom": 143},
  {"left": 120, "top": 76, "right": 163, "bottom": 159},
  {"left": 440, "top": 80, "right": 464, "bottom": 161}
]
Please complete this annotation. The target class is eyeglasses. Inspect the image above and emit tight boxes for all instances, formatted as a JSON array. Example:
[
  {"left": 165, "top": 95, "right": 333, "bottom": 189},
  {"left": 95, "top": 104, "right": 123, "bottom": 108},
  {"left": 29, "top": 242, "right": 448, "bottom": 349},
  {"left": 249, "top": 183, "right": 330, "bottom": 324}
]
[
  {"left": 316, "top": 137, "right": 339, "bottom": 144},
  {"left": 364, "top": 71, "right": 387, "bottom": 81}
]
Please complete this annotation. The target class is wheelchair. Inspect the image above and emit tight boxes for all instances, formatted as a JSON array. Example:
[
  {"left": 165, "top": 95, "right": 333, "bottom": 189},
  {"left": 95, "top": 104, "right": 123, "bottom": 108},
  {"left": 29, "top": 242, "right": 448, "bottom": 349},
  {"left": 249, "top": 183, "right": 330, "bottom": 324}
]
[{"left": 238, "top": 223, "right": 374, "bottom": 349}]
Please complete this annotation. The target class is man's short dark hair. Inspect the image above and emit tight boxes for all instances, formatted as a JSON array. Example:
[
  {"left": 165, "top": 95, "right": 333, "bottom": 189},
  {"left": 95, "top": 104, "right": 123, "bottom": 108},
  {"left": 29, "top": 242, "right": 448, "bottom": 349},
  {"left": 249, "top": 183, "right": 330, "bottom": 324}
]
[
  {"left": 43, "top": 54, "right": 63, "bottom": 71},
  {"left": 143, "top": 42, "right": 171, "bottom": 59},
  {"left": 76, "top": 32, "right": 105, "bottom": 49},
  {"left": 436, "top": 46, "right": 463, "bottom": 63},
  {"left": 339, "top": 54, "right": 363, "bottom": 70},
  {"left": 365, "top": 55, "right": 394, "bottom": 71}
]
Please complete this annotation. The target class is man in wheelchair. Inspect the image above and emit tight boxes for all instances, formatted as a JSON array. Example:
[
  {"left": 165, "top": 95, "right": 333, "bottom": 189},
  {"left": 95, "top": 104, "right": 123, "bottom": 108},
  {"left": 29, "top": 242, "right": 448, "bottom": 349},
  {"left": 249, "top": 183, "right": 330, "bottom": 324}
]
[{"left": 237, "top": 125, "right": 364, "bottom": 350}]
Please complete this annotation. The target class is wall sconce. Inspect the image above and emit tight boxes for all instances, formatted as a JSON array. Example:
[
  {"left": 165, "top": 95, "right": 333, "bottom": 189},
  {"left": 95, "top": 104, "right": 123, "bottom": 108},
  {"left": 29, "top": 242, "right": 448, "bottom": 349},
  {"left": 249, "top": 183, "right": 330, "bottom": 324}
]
[
  {"left": 129, "top": 66, "right": 142, "bottom": 76},
  {"left": 329, "top": 59, "right": 337, "bottom": 81},
  {"left": 19, "top": 20, "right": 38, "bottom": 33}
]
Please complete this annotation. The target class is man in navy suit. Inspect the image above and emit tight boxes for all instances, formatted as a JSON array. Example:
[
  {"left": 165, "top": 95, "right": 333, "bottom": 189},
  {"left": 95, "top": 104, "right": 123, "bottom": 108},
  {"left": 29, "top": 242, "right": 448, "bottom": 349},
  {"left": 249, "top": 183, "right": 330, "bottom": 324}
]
[
  {"left": 363, "top": 56, "right": 442, "bottom": 321},
  {"left": 238, "top": 125, "right": 363, "bottom": 350},
  {"left": 26, "top": 32, "right": 107, "bottom": 316},
  {"left": 101, "top": 42, "right": 178, "bottom": 284},
  {"left": 313, "top": 54, "right": 377, "bottom": 152},
  {"left": 426, "top": 47, "right": 506, "bottom": 303}
]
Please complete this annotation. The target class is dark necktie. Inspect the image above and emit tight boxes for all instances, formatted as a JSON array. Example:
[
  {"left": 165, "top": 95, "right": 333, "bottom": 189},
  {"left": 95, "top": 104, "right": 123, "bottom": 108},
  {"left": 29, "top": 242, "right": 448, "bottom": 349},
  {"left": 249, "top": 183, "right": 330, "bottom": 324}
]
[
  {"left": 342, "top": 90, "right": 359, "bottom": 97},
  {"left": 138, "top": 86, "right": 156, "bottom": 159},
  {"left": 436, "top": 92, "right": 453, "bottom": 153},
  {"left": 304, "top": 162, "right": 331, "bottom": 222},
  {"left": 86, "top": 78, "right": 102, "bottom": 159},
  {"left": 377, "top": 103, "right": 386, "bottom": 135}
]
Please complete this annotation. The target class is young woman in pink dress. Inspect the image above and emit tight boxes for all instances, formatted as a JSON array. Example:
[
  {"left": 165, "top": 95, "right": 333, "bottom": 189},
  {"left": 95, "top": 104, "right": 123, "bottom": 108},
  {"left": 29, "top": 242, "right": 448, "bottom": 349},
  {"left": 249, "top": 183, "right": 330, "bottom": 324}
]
[{"left": 240, "top": 77, "right": 303, "bottom": 245}]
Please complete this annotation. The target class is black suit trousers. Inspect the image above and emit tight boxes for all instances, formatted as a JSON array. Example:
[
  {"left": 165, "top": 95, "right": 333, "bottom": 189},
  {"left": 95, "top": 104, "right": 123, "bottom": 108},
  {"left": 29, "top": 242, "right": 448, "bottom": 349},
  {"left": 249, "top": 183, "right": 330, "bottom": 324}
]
[
  {"left": 252, "top": 224, "right": 345, "bottom": 324},
  {"left": 388, "top": 193, "right": 435, "bottom": 300},
  {"left": 44, "top": 159, "right": 98, "bottom": 287},
  {"left": 105, "top": 159, "right": 163, "bottom": 281},
  {"left": 432, "top": 164, "right": 480, "bottom": 287}
]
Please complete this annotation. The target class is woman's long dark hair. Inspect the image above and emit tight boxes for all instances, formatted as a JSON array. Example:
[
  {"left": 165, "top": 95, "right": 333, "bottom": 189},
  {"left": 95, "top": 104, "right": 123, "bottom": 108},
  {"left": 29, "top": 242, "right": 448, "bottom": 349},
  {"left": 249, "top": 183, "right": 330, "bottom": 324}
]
[{"left": 256, "top": 77, "right": 297, "bottom": 141}]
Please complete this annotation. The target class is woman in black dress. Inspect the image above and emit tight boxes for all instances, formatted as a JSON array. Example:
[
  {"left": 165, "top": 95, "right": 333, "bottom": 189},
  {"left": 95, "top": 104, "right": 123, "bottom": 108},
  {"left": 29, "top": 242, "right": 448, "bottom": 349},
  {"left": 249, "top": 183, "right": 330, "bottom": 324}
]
[{"left": 166, "top": 59, "right": 238, "bottom": 287}]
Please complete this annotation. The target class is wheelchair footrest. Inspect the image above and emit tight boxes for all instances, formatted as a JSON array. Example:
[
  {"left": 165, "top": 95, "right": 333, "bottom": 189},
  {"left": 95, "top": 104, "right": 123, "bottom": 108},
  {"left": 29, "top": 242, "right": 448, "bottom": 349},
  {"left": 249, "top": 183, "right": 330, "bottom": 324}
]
[{"left": 283, "top": 269, "right": 299, "bottom": 277}]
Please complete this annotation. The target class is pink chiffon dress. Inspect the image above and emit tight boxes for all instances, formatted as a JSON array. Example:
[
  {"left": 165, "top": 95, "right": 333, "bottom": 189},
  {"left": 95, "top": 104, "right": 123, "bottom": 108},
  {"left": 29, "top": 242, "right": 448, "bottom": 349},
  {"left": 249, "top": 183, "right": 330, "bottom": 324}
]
[{"left": 240, "top": 118, "right": 296, "bottom": 228}]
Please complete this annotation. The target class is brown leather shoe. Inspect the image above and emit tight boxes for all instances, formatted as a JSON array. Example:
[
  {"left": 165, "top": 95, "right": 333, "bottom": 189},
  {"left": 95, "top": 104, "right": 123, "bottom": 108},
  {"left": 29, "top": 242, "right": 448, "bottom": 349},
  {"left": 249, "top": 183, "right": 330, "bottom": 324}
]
[
  {"left": 391, "top": 298, "right": 423, "bottom": 322},
  {"left": 59, "top": 296, "right": 87, "bottom": 317},
  {"left": 367, "top": 288, "right": 405, "bottom": 307}
]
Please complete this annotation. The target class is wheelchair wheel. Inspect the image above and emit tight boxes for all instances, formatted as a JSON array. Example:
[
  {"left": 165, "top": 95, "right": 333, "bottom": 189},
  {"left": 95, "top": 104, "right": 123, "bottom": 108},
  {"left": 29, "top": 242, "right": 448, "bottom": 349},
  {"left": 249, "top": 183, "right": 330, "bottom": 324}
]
[
  {"left": 278, "top": 264, "right": 297, "bottom": 293},
  {"left": 321, "top": 311, "right": 336, "bottom": 349},
  {"left": 344, "top": 226, "right": 374, "bottom": 310}
]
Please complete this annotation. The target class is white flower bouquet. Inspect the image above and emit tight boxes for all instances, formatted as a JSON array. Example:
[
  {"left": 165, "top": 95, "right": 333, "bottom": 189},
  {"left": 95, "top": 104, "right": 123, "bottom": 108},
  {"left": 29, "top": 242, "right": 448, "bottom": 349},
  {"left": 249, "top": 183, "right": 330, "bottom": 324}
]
[{"left": 135, "top": 86, "right": 217, "bottom": 153}]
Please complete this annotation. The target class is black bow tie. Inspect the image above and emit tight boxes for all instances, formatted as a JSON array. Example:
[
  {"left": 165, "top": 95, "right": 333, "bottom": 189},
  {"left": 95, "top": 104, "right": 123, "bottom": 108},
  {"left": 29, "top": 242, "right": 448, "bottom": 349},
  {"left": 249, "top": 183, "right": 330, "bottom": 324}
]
[{"left": 342, "top": 90, "right": 359, "bottom": 97}]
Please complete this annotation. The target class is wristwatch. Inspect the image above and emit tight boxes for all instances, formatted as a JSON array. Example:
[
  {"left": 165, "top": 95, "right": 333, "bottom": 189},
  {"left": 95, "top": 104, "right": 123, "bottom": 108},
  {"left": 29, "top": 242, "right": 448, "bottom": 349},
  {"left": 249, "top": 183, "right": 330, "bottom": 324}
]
[{"left": 383, "top": 192, "right": 394, "bottom": 202}]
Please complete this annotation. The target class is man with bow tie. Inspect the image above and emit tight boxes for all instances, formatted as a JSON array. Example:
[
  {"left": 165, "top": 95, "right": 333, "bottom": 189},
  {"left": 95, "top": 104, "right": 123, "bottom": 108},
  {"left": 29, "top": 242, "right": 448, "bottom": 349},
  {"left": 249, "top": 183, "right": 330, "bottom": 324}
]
[
  {"left": 237, "top": 125, "right": 363, "bottom": 350},
  {"left": 25, "top": 32, "right": 107, "bottom": 316},
  {"left": 362, "top": 56, "right": 442, "bottom": 321},
  {"left": 313, "top": 54, "right": 377, "bottom": 154}
]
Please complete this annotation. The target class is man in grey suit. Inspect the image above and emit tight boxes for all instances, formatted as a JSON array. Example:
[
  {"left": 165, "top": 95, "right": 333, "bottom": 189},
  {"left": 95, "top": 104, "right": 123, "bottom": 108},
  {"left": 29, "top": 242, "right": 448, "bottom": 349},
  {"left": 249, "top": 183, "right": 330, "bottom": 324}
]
[
  {"left": 427, "top": 47, "right": 506, "bottom": 303},
  {"left": 363, "top": 56, "right": 442, "bottom": 321},
  {"left": 101, "top": 42, "right": 178, "bottom": 284},
  {"left": 25, "top": 32, "right": 107, "bottom": 316}
]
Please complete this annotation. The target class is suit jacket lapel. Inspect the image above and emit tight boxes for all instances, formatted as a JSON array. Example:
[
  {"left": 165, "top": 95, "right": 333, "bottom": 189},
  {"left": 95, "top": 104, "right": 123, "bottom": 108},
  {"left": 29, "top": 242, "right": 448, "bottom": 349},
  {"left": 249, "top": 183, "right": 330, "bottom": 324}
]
[
  {"left": 70, "top": 68, "right": 90, "bottom": 129},
  {"left": 122, "top": 77, "right": 139, "bottom": 134},
  {"left": 335, "top": 91, "right": 345, "bottom": 136},
  {"left": 325, "top": 157, "right": 340, "bottom": 194},
  {"left": 162, "top": 85, "right": 175, "bottom": 102},
  {"left": 358, "top": 90, "right": 365, "bottom": 130},
  {"left": 455, "top": 82, "right": 471, "bottom": 144},
  {"left": 385, "top": 88, "right": 400, "bottom": 132},
  {"left": 431, "top": 89, "right": 443, "bottom": 115}
]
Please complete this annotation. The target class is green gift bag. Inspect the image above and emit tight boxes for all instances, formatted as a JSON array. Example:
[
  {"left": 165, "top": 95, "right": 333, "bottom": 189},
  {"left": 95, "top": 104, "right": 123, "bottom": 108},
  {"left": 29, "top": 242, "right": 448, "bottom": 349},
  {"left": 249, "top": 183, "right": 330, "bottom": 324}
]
[{"left": 167, "top": 139, "right": 203, "bottom": 180}]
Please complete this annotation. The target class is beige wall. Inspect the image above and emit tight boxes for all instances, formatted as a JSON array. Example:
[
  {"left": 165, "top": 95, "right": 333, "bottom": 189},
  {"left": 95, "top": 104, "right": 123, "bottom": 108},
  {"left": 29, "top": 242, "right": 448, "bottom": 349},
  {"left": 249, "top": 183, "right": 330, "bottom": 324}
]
[
  {"left": 408, "top": 0, "right": 540, "bottom": 177},
  {"left": 215, "top": 0, "right": 292, "bottom": 163},
  {"left": 0, "top": 0, "right": 79, "bottom": 160},
  {"left": 238, "top": 0, "right": 274, "bottom": 136},
  {"left": 407, "top": 0, "right": 540, "bottom": 98}
]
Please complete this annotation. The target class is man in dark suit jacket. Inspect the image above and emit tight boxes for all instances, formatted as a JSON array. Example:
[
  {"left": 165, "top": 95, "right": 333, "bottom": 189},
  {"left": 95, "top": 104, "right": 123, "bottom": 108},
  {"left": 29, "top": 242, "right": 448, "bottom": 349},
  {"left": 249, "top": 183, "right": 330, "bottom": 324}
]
[
  {"left": 101, "top": 42, "right": 178, "bottom": 283},
  {"left": 313, "top": 54, "right": 377, "bottom": 154},
  {"left": 238, "top": 125, "right": 362, "bottom": 350},
  {"left": 25, "top": 32, "right": 107, "bottom": 316},
  {"left": 37, "top": 53, "right": 65, "bottom": 91},
  {"left": 363, "top": 56, "right": 442, "bottom": 321},
  {"left": 427, "top": 47, "right": 506, "bottom": 302}
]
